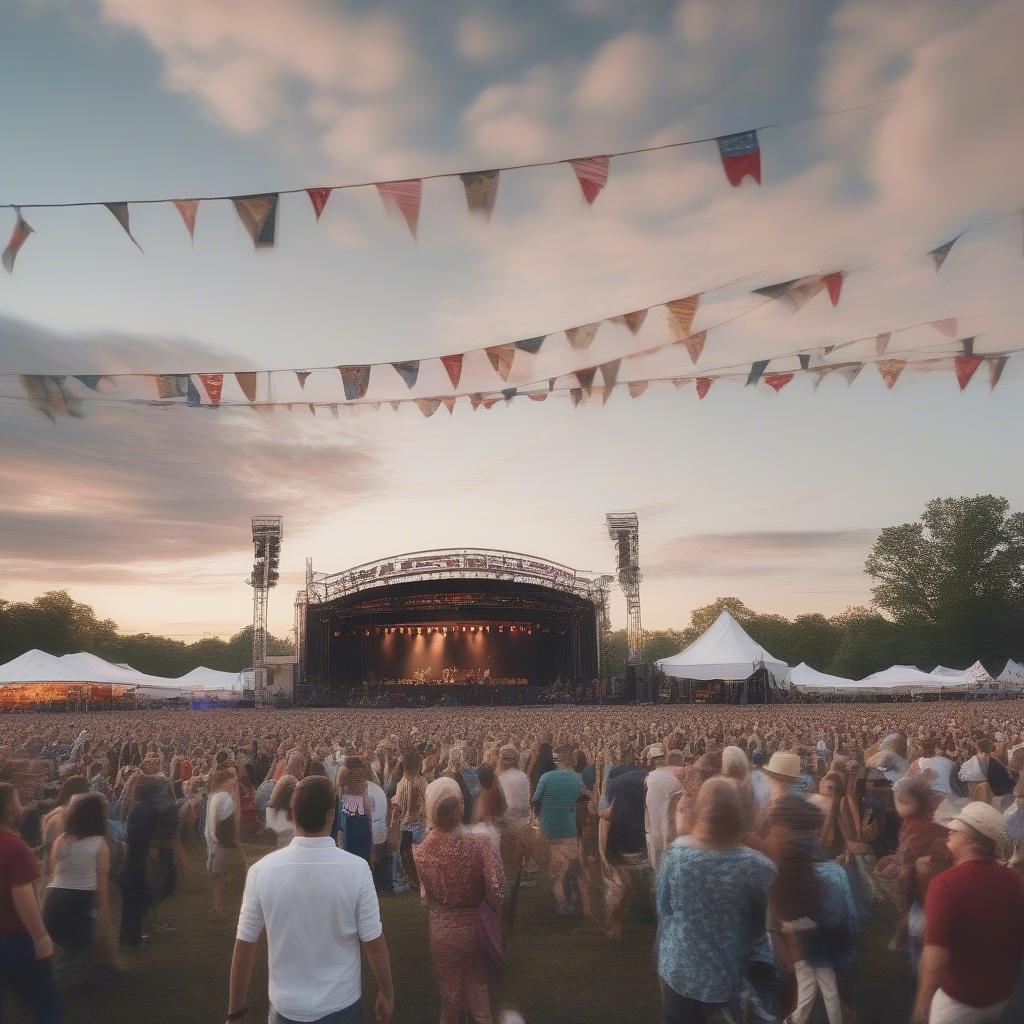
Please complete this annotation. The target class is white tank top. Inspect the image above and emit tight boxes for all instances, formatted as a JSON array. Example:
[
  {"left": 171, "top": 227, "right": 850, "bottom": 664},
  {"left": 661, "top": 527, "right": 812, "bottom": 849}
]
[{"left": 47, "top": 835, "right": 104, "bottom": 891}]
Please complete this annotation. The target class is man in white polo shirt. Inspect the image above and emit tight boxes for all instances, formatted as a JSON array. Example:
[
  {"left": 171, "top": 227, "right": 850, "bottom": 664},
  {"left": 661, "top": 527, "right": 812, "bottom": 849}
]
[{"left": 226, "top": 775, "right": 394, "bottom": 1024}]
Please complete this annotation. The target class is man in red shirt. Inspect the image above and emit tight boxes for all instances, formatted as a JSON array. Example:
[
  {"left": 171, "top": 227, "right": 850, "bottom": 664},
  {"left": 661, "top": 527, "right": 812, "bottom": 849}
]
[
  {"left": 912, "top": 801, "right": 1024, "bottom": 1024},
  {"left": 0, "top": 782, "right": 60, "bottom": 1023}
]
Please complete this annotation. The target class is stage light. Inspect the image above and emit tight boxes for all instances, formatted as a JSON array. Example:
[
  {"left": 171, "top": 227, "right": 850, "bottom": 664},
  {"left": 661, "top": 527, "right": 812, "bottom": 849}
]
[{"left": 333, "top": 630, "right": 340, "bottom": 638}]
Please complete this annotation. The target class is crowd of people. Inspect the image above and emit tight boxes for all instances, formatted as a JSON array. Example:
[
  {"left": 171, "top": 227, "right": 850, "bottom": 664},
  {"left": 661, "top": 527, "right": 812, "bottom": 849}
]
[{"left": 2, "top": 700, "right": 1024, "bottom": 1023}]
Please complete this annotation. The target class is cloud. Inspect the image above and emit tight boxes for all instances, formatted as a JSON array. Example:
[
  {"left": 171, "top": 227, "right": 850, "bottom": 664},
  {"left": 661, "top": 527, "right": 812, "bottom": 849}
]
[
  {"left": 644, "top": 529, "right": 878, "bottom": 579},
  {"left": 456, "top": 11, "right": 523, "bottom": 64},
  {"left": 0, "top": 316, "right": 384, "bottom": 581}
]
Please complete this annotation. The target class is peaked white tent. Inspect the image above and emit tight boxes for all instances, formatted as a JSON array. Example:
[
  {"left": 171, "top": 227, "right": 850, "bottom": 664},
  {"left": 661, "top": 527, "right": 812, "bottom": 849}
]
[
  {"left": 177, "top": 667, "right": 245, "bottom": 701},
  {"left": 656, "top": 611, "right": 789, "bottom": 687},
  {"left": 790, "top": 662, "right": 858, "bottom": 694},
  {"left": 998, "top": 659, "right": 1024, "bottom": 693},
  {"left": 0, "top": 650, "right": 92, "bottom": 684},
  {"left": 857, "top": 665, "right": 973, "bottom": 694}
]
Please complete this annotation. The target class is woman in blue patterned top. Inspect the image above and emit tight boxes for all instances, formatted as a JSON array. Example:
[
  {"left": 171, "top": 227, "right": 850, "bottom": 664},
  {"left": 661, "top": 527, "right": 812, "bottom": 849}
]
[{"left": 656, "top": 777, "right": 776, "bottom": 1024}]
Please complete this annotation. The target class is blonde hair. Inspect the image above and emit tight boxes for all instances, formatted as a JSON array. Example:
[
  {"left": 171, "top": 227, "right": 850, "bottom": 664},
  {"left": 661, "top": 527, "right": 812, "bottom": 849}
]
[{"left": 721, "top": 746, "right": 749, "bottom": 782}]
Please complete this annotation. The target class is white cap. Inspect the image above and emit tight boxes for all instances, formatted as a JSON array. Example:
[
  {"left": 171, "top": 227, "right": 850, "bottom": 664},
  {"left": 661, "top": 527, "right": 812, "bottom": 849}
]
[{"left": 947, "top": 801, "right": 1005, "bottom": 844}]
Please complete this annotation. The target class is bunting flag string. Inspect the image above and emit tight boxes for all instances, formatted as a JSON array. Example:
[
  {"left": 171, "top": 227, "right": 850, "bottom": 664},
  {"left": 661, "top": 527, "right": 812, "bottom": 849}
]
[
  {"left": 306, "top": 188, "right": 332, "bottom": 221},
  {"left": 338, "top": 365, "right": 371, "bottom": 400},
  {"left": 877, "top": 359, "right": 907, "bottom": 390},
  {"left": 610, "top": 310, "right": 648, "bottom": 334},
  {"left": 514, "top": 336, "right": 546, "bottom": 355},
  {"left": 565, "top": 323, "right": 601, "bottom": 350},
  {"left": 391, "top": 361, "right": 420, "bottom": 390},
  {"left": 440, "top": 354, "right": 463, "bottom": 389},
  {"left": 954, "top": 355, "right": 983, "bottom": 390},
  {"left": 486, "top": 344, "right": 517, "bottom": 381},
  {"left": 235, "top": 372, "right": 258, "bottom": 403},
  {"left": 763, "top": 372, "right": 794, "bottom": 392},
  {"left": 928, "top": 234, "right": 961, "bottom": 271}
]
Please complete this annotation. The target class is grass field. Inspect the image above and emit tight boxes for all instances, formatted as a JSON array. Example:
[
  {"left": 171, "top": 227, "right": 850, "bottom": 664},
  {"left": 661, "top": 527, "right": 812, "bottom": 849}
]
[{"left": 42, "top": 844, "right": 916, "bottom": 1024}]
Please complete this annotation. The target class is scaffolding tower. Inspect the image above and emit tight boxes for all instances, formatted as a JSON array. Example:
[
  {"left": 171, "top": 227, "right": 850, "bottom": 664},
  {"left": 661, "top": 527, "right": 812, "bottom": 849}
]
[
  {"left": 249, "top": 516, "right": 282, "bottom": 708},
  {"left": 606, "top": 512, "right": 643, "bottom": 666}
]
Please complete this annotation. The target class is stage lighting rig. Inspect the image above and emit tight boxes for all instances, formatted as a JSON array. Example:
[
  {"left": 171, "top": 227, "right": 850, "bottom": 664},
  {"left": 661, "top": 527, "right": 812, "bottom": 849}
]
[{"left": 249, "top": 516, "right": 283, "bottom": 708}]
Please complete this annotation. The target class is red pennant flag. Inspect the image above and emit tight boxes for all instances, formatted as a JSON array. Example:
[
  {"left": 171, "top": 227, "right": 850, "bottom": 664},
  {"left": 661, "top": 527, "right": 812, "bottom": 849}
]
[
  {"left": 627, "top": 381, "right": 649, "bottom": 398},
  {"left": 575, "top": 367, "right": 597, "bottom": 389},
  {"left": 565, "top": 323, "right": 600, "bottom": 350},
  {"left": 987, "top": 356, "right": 1008, "bottom": 391},
  {"left": 665, "top": 296, "right": 700, "bottom": 341},
  {"left": 610, "top": 309, "right": 648, "bottom": 334},
  {"left": 295, "top": 371, "right": 311, "bottom": 389},
  {"left": 672, "top": 378, "right": 690, "bottom": 389},
  {"left": 486, "top": 344, "right": 516, "bottom": 381},
  {"left": 929, "top": 318, "right": 958, "bottom": 338},
  {"left": 569, "top": 156, "right": 609, "bottom": 205},
  {"left": 307, "top": 188, "right": 332, "bottom": 221},
  {"left": 197, "top": 373, "right": 224, "bottom": 405},
  {"left": 822, "top": 272, "right": 844, "bottom": 306},
  {"left": 527, "top": 392, "right": 547, "bottom": 402},
  {"left": 173, "top": 200, "right": 199, "bottom": 240},
  {"left": 716, "top": 130, "right": 762, "bottom": 187},
  {"left": 441, "top": 396, "right": 456, "bottom": 415},
  {"left": 2, "top": 210, "right": 33, "bottom": 273},
  {"left": 235, "top": 372, "right": 258, "bottom": 403},
  {"left": 680, "top": 330, "right": 706, "bottom": 364},
  {"left": 763, "top": 372, "right": 794, "bottom": 393},
  {"left": 877, "top": 359, "right": 906, "bottom": 390},
  {"left": 376, "top": 179, "right": 422, "bottom": 237},
  {"left": 481, "top": 396, "right": 501, "bottom": 409},
  {"left": 440, "top": 354, "right": 463, "bottom": 389},
  {"left": 954, "top": 355, "right": 984, "bottom": 391},
  {"left": 695, "top": 377, "right": 713, "bottom": 400},
  {"left": 470, "top": 394, "right": 483, "bottom": 410}
]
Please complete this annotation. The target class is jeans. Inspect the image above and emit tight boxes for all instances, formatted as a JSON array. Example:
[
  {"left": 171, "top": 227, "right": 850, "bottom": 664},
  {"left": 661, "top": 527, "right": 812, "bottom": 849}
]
[
  {"left": 269, "top": 998, "right": 361, "bottom": 1024},
  {"left": 0, "top": 932, "right": 61, "bottom": 1024},
  {"left": 661, "top": 981, "right": 723, "bottom": 1024}
]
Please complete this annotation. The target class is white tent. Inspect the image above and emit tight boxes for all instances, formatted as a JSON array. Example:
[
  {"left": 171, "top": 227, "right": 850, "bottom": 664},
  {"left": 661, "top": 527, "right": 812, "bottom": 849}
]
[
  {"left": 790, "top": 662, "right": 858, "bottom": 694},
  {"left": 998, "top": 659, "right": 1024, "bottom": 693},
  {"left": 0, "top": 649, "right": 183, "bottom": 699},
  {"left": 656, "top": 611, "right": 789, "bottom": 687},
  {"left": 857, "top": 665, "right": 973, "bottom": 695},
  {"left": 177, "top": 666, "right": 245, "bottom": 701}
]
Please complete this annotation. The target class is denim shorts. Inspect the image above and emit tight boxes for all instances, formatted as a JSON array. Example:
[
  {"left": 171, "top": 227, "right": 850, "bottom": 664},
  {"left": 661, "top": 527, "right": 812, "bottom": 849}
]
[{"left": 403, "top": 823, "right": 427, "bottom": 844}]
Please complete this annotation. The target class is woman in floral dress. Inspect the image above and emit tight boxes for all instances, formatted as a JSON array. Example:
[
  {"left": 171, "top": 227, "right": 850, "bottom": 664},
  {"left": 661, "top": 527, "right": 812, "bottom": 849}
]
[{"left": 414, "top": 776, "right": 506, "bottom": 1024}]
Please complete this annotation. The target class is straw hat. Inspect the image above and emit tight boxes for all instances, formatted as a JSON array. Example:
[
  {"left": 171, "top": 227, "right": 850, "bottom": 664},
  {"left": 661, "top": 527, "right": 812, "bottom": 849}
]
[
  {"left": 762, "top": 750, "right": 802, "bottom": 782},
  {"left": 947, "top": 801, "right": 1005, "bottom": 845},
  {"left": 647, "top": 743, "right": 666, "bottom": 759}
]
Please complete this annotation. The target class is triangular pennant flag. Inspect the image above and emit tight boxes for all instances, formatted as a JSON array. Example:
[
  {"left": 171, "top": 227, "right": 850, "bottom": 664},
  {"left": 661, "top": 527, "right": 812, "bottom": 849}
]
[
  {"left": 470, "top": 394, "right": 484, "bottom": 411},
  {"left": 416, "top": 398, "right": 441, "bottom": 418},
  {"left": 186, "top": 376, "right": 203, "bottom": 407},
  {"left": 235, "top": 372, "right": 258, "bottom": 403},
  {"left": 2, "top": 210, "right": 34, "bottom": 273},
  {"left": 929, "top": 318, "right": 958, "bottom": 337},
  {"left": 514, "top": 336, "right": 546, "bottom": 355},
  {"left": 440, "top": 354, "right": 463, "bottom": 389},
  {"left": 821, "top": 345, "right": 836, "bottom": 357},
  {"left": 753, "top": 276, "right": 825, "bottom": 311},
  {"left": 460, "top": 170, "right": 499, "bottom": 221},
  {"left": 481, "top": 396, "right": 501, "bottom": 409},
  {"left": 295, "top": 371, "right": 311, "bottom": 389},
  {"left": 338, "top": 365, "right": 371, "bottom": 400},
  {"left": 716, "top": 130, "right": 761, "bottom": 187},
  {"left": 797, "top": 353, "right": 811, "bottom": 371},
  {"left": 486, "top": 344, "right": 516, "bottom": 381},
  {"left": 822, "top": 272, "right": 844, "bottom": 306},
  {"left": 21, "top": 376, "right": 82, "bottom": 422},
  {"left": 681, "top": 330, "right": 706, "bottom": 363},
  {"left": 695, "top": 377, "right": 713, "bottom": 400},
  {"left": 105, "top": 202, "right": 144, "bottom": 252},
  {"left": 875, "top": 333, "right": 891, "bottom": 356},
  {"left": 172, "top": 200, "right": 199, "bottom": 240},
  {"left": 548, "top": 377, "right": 557, "bottom": 392},
  {"left": 501, "top": 388, "right": 518, "bottom": 403},
  {"left": 746, "top": 360, "right": 769, "bottom": 387},
  {"left": 928, "top": 235, "right": 961, "bottom": 271},
  {"left": 961, "top": 337, "right": 975, "bottom": 357},
  {"left": 601, "top": 386, "right": 615, "bottom": 406},
  {"left": 665, "top": 296, "right": 700, "bottom": 340},
  {"left": 877, "top": 359, "right": 906, "bottom": 389},
  {"left": 73, "top": 375, "right": 105, "bottom": 391},
  {"left": 575, "top": 367, "right": 597, "bottom": 389},
  {"left": 838, "top": 363, "right": 863, "bottom": 386},
  {"left": 672, "top": 378, "right": 690, "bottom": 389},
  {"left": 954, "top": 355, "right": 984, "bottom": 390},
  {"left": 376, "top": 179, "right": 421, "bottom": 237},
  {"left": 763, "top": 372, "right": 794, "bottom": 393},
  {"left": 628, "top": 381, "right": 649, "bottom": 398},
  {"left": 154, "top": 374, "right": 189, "bottom": 399},
  {"left": 569, "top": 388, "right": 583, "bottom": 408},
  {"left": 569, "top": 156, "right": 609, "bottom": 204},
  {"left": 391, "top": 361, "right": 420, "bottom": 390},
  {"left": 232, "top": 194, "right": 278, "bottom": 248},
  {"left": 198, "top": 373, "right": 224, "bottom": 405},
  {"left": 527, "top": 391, "right": 547, "bottom": 402},
  {"left": 441, "top": 396, "right": 456, "bottom": 415},
  {"left": 390, "top": 401, "right": 402, "bottom": 413},
  {"left": 309, "top": 404, "right": 317, "bottom": 416},
  {"left": 598, "top": 360, "right": 620, "bottom": 390},
  {"left": 987, "top": 356, "right": 1008, "bottom": 391},
  {"left": 610, "top": 309, "right": 648, "bottom": 334},
  {"left": 307, "top": 188, "right": 332, "bottom": 221},
  {"left": 366, "top": 402, "right": 381, "bottom": 413},
  {"left": 565, "top": 323, "right": 600, "bottom": 350}
]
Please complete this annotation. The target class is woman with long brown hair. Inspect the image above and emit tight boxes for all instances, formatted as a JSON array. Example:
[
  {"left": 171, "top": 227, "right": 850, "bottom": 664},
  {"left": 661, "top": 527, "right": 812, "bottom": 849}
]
[{"left": 393, "top": 750, "right": 427, "bottom": 889}]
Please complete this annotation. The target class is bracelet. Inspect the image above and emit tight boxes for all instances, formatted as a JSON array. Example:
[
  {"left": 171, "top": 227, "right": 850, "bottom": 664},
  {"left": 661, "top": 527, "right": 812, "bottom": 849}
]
[{"left": 226, "top": 1009, "right": 247, "bottom": 1021}]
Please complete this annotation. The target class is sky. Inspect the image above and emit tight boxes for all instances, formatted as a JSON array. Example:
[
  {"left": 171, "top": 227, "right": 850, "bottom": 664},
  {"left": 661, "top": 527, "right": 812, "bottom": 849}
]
[{"left": 1, "top": 0, "right": 1022, "bottom": 642}]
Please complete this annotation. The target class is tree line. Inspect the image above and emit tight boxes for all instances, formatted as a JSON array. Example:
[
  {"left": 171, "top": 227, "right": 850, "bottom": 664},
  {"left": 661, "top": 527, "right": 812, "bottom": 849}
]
[
  {"left": 0, "top": 591, "right": 293, "bottom": 678},
  {"left": 602, "top": 495, "right": 1024, "bottom": 680}
]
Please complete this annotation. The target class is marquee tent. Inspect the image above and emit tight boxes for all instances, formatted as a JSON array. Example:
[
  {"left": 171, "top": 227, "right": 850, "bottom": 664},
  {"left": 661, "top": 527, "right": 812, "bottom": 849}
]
[
  {"left": 789, "top": 662, "right": 858, "bottom": 694},
  {"left": 998, "top": 659, "right": 1024, "bottom": 693},
  {"left": 177, "top": 666, "right": 245, "bottom": 701},
  {"left": 856, "top": 665, "right": 973, "bottom": 695},
  {"left": 656, "top": 611, "right": 789, "bottom": 687}
]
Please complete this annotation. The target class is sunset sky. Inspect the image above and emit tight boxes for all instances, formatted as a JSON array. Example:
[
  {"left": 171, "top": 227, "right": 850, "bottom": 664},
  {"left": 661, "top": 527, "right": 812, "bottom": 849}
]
[{"left": 1, "top": 0, "right": 1022, "bottom": 642}]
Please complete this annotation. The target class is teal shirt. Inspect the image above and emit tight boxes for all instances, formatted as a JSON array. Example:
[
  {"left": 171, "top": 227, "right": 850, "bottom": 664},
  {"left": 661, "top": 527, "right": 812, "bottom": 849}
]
[{"left": 533, "top": 769, "right": 583, "bottom": 839}]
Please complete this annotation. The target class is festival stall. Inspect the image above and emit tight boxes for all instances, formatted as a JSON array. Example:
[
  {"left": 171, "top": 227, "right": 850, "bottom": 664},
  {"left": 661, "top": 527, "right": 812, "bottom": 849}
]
[{"left": 656, "top": 611, "right": 789, "bottom": 702}]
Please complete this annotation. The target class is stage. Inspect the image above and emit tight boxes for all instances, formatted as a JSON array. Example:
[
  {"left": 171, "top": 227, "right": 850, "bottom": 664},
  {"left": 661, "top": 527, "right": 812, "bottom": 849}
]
[{"left": 297, "top": 548, "right": 608, "bottom": 699}]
